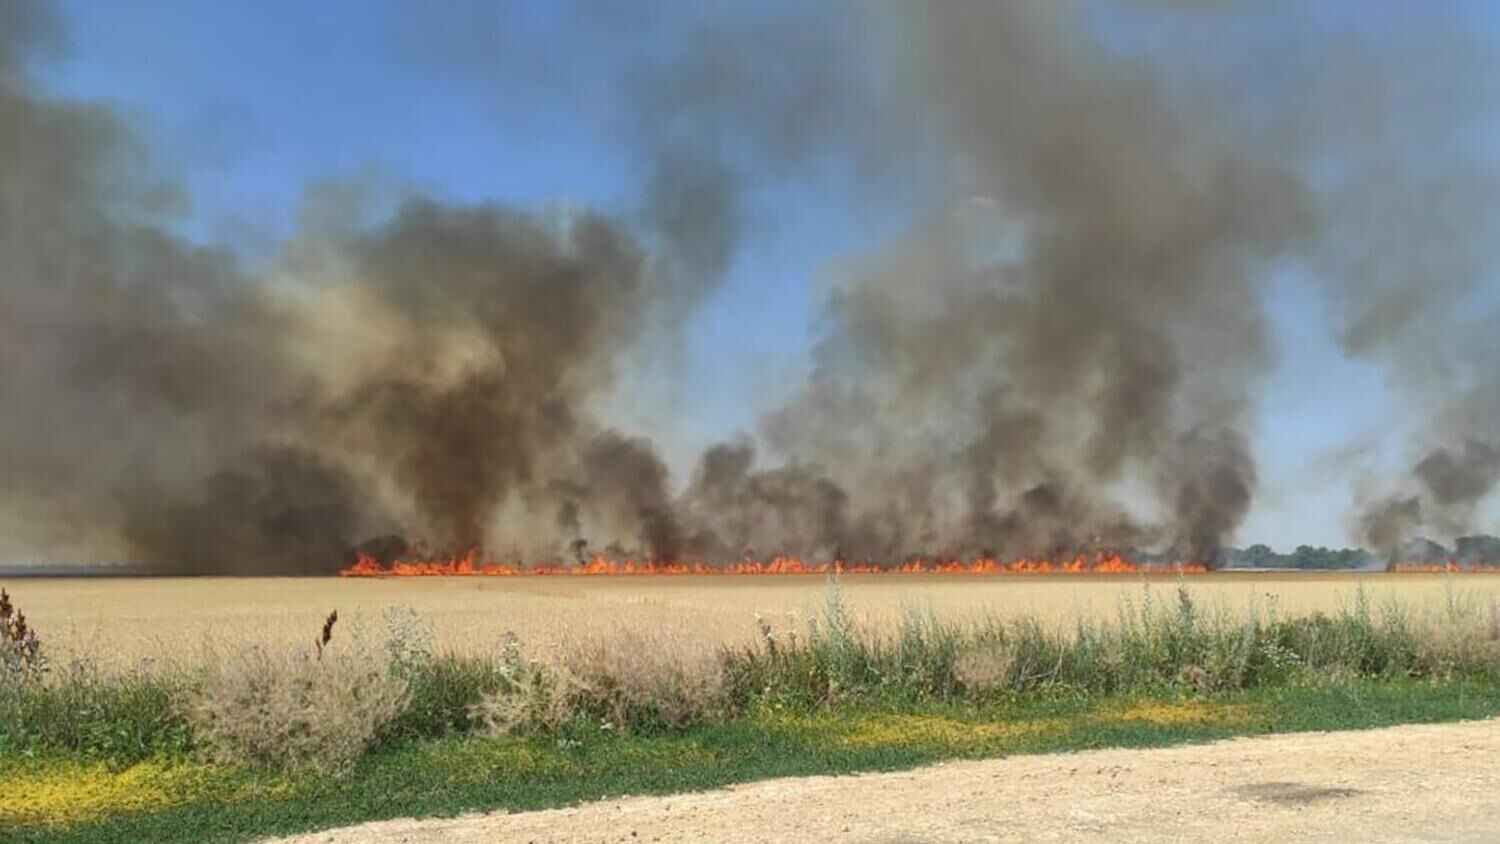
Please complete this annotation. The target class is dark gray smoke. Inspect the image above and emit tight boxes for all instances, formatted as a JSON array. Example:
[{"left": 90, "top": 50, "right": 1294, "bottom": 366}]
[
  {"left": 576, "top": 431, "right": 683, "bottom": 561},
  {"left": 0, "top": 0, "right": 658, "bottom": 570},
  {"left": 3, "top": 1, "right": 1497, "bottom": 571},
  {"left": 1, "top": 2, "right": 293, "bottom": 567},
  {"left": 1412, "top": 440, "right": 1500, "bottom": 537},
  {"left": 122, "top": 447, "right": 359, "bottom": 576},
  {"left": 760, "top": 2, "right": 1306, "bottom": 563},
  {"left": 0, "top": 0, "right": 882, "bottom": 572},
  {"left": 325, "top": 201, "right": 649, "bottom": 551},
  {"left": 1358, "top": 496, "right": 1423, "bottom": 561},
  {"left": 679, "top": 439, "right": 850, "bottom": 562},
  {"left": 1360, "top": 429, "right": 1500, "bottom": 557}
]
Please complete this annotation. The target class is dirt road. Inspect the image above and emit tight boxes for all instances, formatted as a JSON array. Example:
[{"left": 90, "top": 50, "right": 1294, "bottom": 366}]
[{"left": 269, "top": 718, "right": 1500, "bottom": 843}]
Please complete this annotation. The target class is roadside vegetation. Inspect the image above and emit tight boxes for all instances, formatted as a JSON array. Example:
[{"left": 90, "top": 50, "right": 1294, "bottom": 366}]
[{"left": 5, "top": 578, "right": 1500, "bottom": 843}]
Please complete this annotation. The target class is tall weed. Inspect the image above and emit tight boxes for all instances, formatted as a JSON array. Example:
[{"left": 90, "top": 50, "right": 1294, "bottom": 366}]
[{"left": 180, "top": 640, "right": 407, "bottom": 776}]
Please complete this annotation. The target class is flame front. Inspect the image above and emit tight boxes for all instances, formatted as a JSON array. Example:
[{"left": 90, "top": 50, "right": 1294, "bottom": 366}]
[
  {"left": 338, "top": 550, "right": 1212, "bottom": 577},
  {"left": 1390, "top": 561, "right": 1500, "bottom": 573}
]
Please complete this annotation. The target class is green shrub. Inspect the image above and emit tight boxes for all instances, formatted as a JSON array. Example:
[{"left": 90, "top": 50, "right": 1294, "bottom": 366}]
[
  {"left": 379, "top": 608, "right": 510, "bottom": 741},
  {"left": 0, "top": 665, "right": 189, "bottom": 760},
  {"left": 388, "top": 652, "right": 509, "bottom": 741}
]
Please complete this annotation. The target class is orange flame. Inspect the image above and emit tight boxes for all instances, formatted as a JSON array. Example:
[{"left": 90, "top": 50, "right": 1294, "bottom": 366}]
[
  {"left": 338, "top": 550, "right": 1210, "bottom": 577},
  {"left": 1390, "top": 561, "right": 1500, "bottom": 573}
]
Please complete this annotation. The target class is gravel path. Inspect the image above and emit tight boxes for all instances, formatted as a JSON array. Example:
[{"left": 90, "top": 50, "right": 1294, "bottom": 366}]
[{"left": 268, "top": 718, "right": 1500, "bottom": 844}]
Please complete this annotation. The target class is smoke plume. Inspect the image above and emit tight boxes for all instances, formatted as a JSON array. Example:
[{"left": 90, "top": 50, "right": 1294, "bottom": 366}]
[
  {"left": 2, "top": 0, "right": 1497, "bottom": 571},
  {"left": 1359, "top": 399, "right": 1500, "bottom": 556},
  {"left": 0, "top": 0, "right": 664, "bottom": 570},
  {"left": 761, "top": 2, "right": 1306, "bottom": 563}
]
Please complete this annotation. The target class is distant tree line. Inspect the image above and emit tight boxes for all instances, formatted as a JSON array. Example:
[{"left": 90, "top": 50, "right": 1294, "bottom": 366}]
[
  {"left": 1220, "top": 534, "right": 1500, "bottom": 569},
  {"left": 1227, "top": 544, "right": 1375, "bottom": 570}
]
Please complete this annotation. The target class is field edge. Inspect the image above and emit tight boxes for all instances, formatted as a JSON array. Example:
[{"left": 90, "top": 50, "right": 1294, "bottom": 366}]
[{"left": 9, "top": 677, "right": 1500, "bottom": 844}]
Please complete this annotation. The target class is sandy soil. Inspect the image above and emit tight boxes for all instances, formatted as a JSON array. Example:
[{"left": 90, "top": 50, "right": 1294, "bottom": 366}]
[
  {"left": 267, "top": 718, "right": 1500, "bottom": 844},
  {"left": 15, "top": 572, "right": 1499, "bottom": 668}
]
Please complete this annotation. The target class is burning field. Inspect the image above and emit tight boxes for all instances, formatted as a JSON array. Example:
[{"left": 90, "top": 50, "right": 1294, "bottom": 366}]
[
  {"left": 337, "top": 549, "right": 1197, "bottom": 577},
  {"left": 336, "top": 549, "right": 1500, "bottom": 577},
  {"left": 6, "top": 0, "right": 1500, "bottom": 839},
  {"left": 3, "top": 1, "right": 1499, "bottom": 580}
]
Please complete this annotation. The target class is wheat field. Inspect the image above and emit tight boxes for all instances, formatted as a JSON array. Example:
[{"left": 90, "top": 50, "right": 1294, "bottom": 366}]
[{"left": 10, "top": 572, "right": 1498, "bottom": 670}]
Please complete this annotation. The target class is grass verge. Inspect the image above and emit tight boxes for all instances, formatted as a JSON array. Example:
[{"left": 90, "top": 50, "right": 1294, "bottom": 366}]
[{"left": 9, "top": 677, "right": 1500, "bottom": 844}]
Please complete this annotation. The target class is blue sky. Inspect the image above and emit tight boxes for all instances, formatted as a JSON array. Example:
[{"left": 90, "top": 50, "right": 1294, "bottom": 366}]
[{"left": 31, "top": 0, "right": 1499, "bottom": 549}]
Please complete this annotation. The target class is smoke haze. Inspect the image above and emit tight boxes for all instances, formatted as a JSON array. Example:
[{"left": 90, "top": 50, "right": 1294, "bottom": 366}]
[{"left": 2, "top": 0, "right": 1497, "bottom": 572}]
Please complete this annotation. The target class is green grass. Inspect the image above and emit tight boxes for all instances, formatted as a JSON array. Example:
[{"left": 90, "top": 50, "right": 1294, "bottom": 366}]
[
  {"left": 11, "top": 677, "right": 1500, "bottom": 844},
  {"left": 6, "top": 581, "right": 1500, "bottom": 841},
  {"left": 0, "top": 670, "right": 189, "bottom": 763}
]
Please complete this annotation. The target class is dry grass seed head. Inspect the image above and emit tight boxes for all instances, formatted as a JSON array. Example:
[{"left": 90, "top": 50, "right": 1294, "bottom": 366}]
[
  {"left": 954, "top": 647, "right": 1015, "bottom": 696},
  {"left": 181, "top": 627, "right": 407, "bottom": 776},
  {"left": 565, "top": 630, "right": 726, "bottom": 730},
  {"left": 469, "top": 659, "right": 584, "bottom": 736}
]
